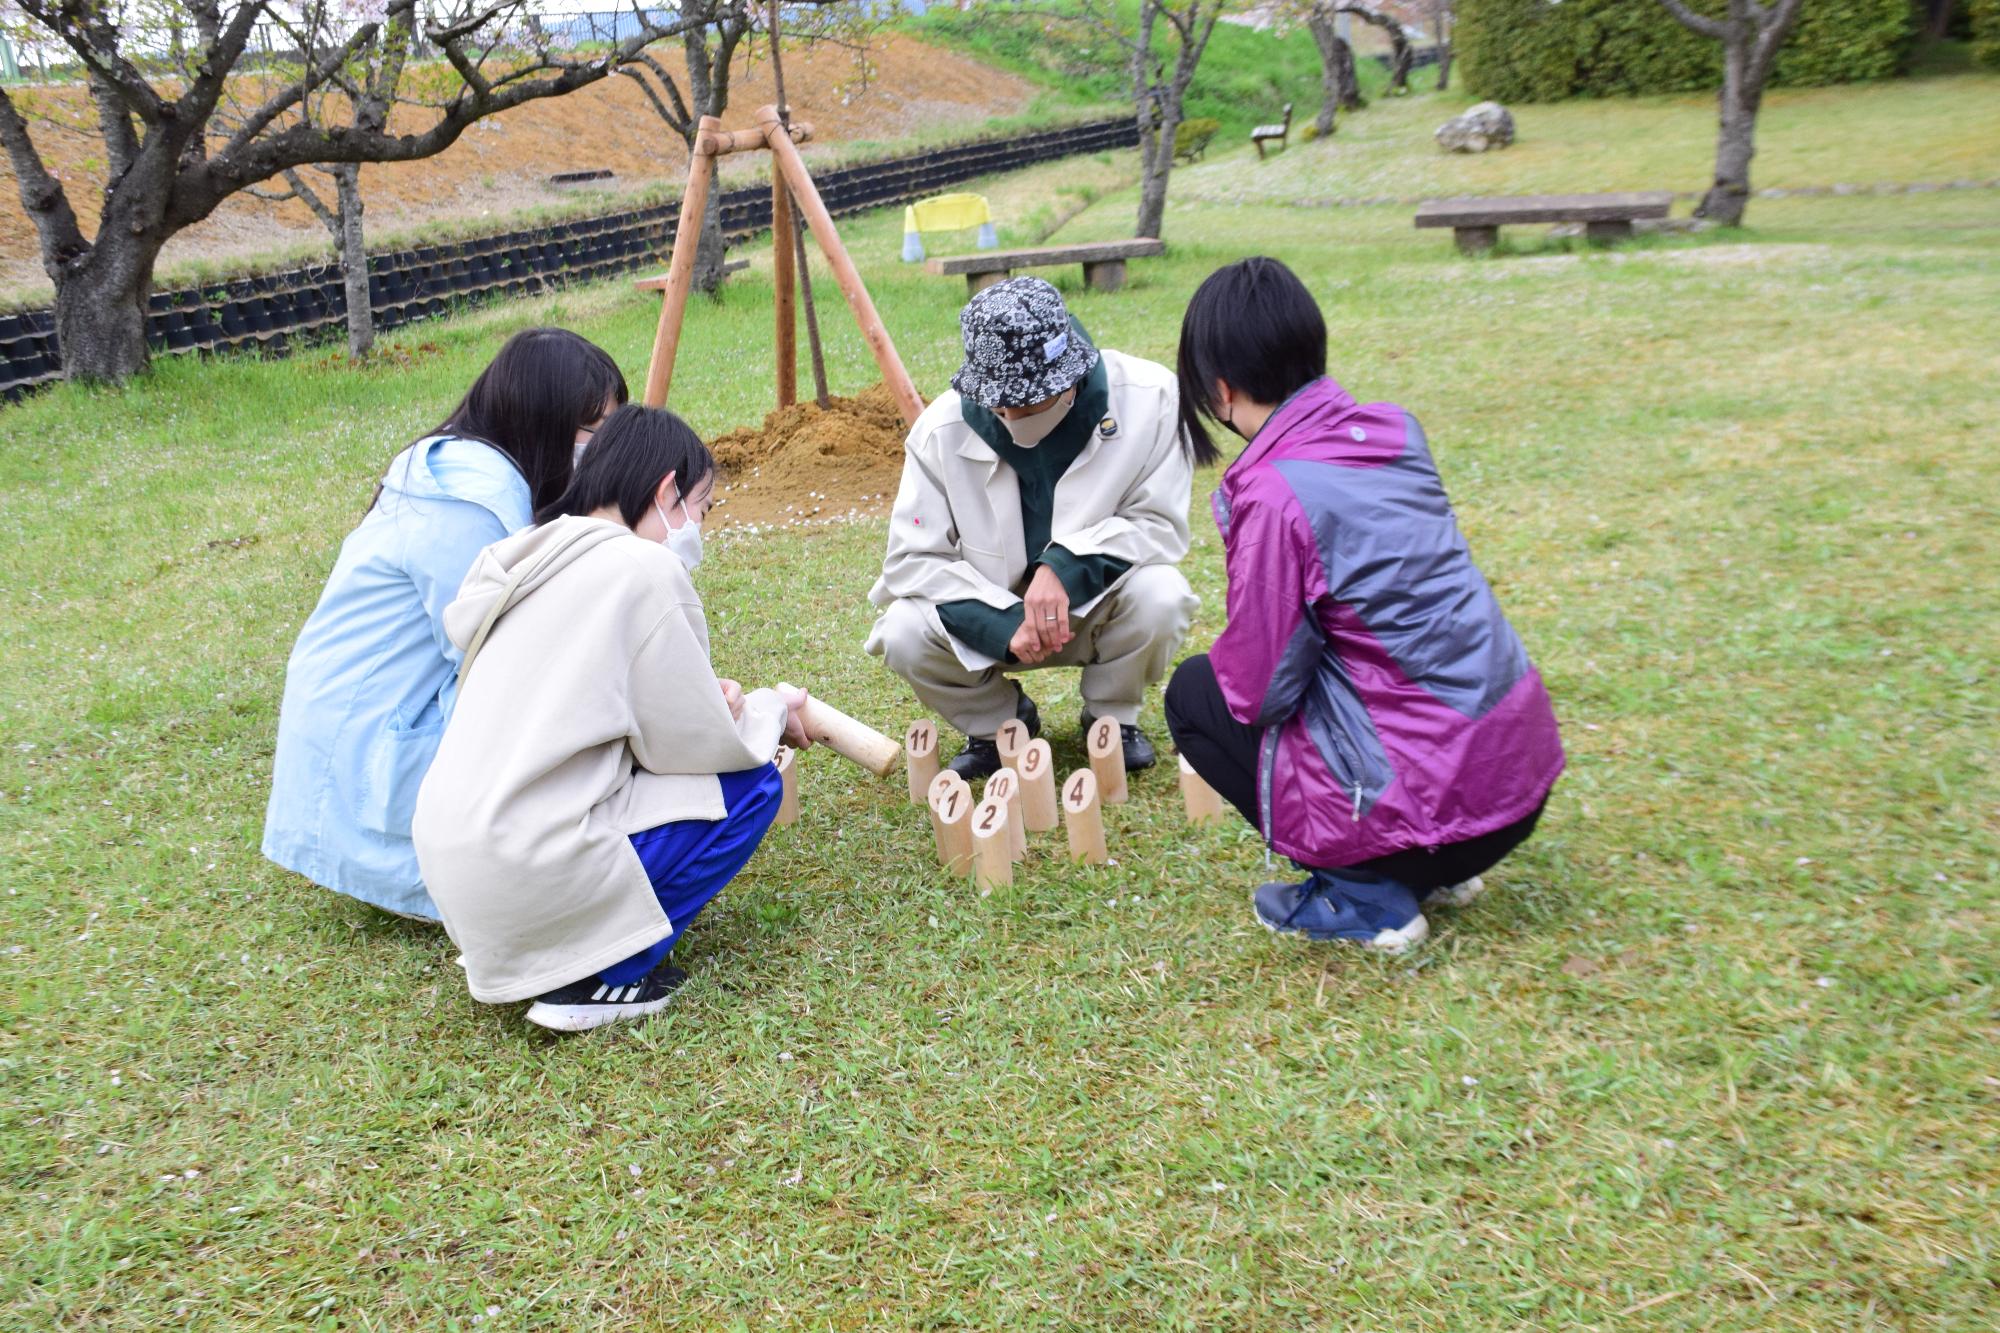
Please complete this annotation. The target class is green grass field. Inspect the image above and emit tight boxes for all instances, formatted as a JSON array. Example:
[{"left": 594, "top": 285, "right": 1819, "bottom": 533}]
[{"left": 2, "top": 70, "right": 1997, "bottom": 1329}]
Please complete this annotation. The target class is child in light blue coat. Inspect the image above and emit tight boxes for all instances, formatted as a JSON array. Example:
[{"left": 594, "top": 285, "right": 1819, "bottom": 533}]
[{"left": 263, "top": 328, "right": 628, "bottom": 919}]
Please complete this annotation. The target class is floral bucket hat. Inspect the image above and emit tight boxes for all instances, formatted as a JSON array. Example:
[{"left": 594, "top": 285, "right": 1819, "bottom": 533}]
[{"left": 950, "top": 277, "right": 1100, "bottom": 409}]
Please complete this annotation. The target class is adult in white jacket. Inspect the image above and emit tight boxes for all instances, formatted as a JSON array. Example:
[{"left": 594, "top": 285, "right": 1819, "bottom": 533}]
[
  {"left": 414, "top": 406, "right": 810, "bottom": 1032},
  {"left": 865, "top": 278, "right": 1213, "bottom": 781}
]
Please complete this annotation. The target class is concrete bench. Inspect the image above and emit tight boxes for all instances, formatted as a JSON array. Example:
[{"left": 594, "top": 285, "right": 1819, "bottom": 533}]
[
  {"left": 925, "top": 239, "right": 1165, "bottom": 295},
  {"left": 1415, "top": 192, "right": 1675, "bottom": 254},
  {"left": 1251, "top": 104, "right": 1293, "bottom": 160}
]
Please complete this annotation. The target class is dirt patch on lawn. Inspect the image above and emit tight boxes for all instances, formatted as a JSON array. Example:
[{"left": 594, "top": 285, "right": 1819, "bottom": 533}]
[{"left": 706, "top": 383, "right": 908, "bottom": 530}]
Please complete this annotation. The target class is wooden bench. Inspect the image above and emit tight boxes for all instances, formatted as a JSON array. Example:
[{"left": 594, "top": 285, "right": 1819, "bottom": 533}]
[
  {"left": 925, "top": 239, "right": 1165, "bottom": 295},
  {"left": 1250, "top": 104, "right": 1293, "bottom": 159},
  {"left": 633, "top": 260, "right": 749, "bottom": 297},
  {"left": 1415, "top": 192, "right": 1674, "bottom": 255}
]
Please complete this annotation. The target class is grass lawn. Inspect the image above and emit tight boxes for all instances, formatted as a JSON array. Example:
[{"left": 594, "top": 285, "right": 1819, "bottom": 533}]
[
  {"left": 1173, "top": 64, "right": 2000, "bottom": 203},
  {"left": 2, "top": 76, "right": 1997, "bottom": 1328}
]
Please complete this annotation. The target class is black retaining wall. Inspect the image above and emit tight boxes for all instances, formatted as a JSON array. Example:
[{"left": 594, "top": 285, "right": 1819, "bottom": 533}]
[{"left": 0, "top": 116, "right": 1138, "bottom": 401}]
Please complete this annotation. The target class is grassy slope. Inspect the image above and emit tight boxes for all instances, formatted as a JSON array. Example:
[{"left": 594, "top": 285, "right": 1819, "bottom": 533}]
[
  {"left": 912, "top": 2, "right": 1379, "bottom": 138},
  {"left": 2, "top": 77, "right": 1998, "bottom": 1329}
]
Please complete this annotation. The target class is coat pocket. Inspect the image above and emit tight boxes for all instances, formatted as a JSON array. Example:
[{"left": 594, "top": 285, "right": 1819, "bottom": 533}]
[
  {"left": 1300, "top": 657, "right": 1395, "bottom": 821},
  {"left": 357, "top": 704, "right": 446, "bottom": 838}
]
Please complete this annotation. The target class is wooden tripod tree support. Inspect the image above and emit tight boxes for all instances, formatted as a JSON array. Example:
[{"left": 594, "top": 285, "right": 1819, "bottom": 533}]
[{"left": 641, "top": 106, "right": 926, "bottom": 428}]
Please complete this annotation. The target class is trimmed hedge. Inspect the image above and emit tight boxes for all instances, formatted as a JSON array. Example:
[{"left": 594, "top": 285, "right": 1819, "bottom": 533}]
[
  {"left": 1975, "top": 0, "right": 2000, "bottom": 69},
  {"left": 1458, "top": 0, "right": 1917, "bottom": 103}
]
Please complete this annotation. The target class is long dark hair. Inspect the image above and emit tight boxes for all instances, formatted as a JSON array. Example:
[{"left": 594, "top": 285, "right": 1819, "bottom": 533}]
[
  {"left": 1176, "top": 257, "right": 1327, "bottom": 463},
  {"left": 382, "top": 327, "right": 628, "bottom": 515},
  {"left": 535, "top": 405, "right": 715, "bottom": 527}
]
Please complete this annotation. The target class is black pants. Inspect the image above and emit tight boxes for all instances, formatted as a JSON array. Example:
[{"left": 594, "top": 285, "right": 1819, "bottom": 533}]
[{"left": 1164, "top": 654, "right": 1544, "bottom": 892}]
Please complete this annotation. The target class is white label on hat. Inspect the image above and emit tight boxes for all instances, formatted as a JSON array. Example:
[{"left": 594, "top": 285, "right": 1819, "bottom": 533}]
[{"left": 1043, "top": 331, "right": 1069, "bottom": 363}]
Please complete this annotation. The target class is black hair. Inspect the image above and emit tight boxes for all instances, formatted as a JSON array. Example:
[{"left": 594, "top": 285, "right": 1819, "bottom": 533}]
[
  {"left": 534, "top": 404, "right": 716, "bottom": 527},
  {"left": 1176, "top": 257, "right": 1327, "bottom": 464},
  {"left": 387, "top": 327, "right": 628, "bottom": 515}
]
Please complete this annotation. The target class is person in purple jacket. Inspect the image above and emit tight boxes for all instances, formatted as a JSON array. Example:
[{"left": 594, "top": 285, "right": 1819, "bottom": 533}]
[{"left": 1165, "top": 258, "right": 1565, "bottom": 952}]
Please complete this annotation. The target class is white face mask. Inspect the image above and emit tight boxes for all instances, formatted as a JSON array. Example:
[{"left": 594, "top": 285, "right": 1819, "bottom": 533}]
[
  {"left": 655, "top": 491, "right": 704, "bottom": 571},
  {"left": 1000, "top": 387, "right": 1076, "bottom": 448}
]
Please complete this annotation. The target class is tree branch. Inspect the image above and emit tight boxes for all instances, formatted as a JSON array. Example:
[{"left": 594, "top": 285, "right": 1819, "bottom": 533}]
[
  {"left": 178, "top": 2, "right": 277, "bottom": 130},
  {"left": 184, "top": 17, "right": 691, "bottom": 229},
  {"left": 279, "top": 167, "right": 342, "bottom": 232},
  {"left": 438, "top": 29, "right": 497, "bottom": 102},
  {"left": 710, "top": 11, "right": 752, "bottom": 119},
  {"left": 425, "top": 1, "right": 523, "bottom": 47},
  {"left": 1749, "top": 0, "right": 1808, "bottom": 84},
  {"left": 618, "top": 62, "right": 694, "bottom": 139},
  {"left": 0, "top": 83, "right": 90, "bottom": 269},
  {"left": 1657, "top": 0, "right": 1730, "bottom": 41},
  {"left": 362, "top": 8, "right": 419, "bottom": 127},
  {"left": 15, "top": 1, "right": 170, "bottom": 123},
  {"left": 88, "top": 72, "right": 142, "bottom": 181},
  {"left": 219, "top": 20, "right": 384, "bottom": 160}
]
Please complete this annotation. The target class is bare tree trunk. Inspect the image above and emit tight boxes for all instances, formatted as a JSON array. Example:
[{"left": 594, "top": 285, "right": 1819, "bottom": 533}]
[
  {"left": 1335, "top": 3, "right": 1411, "bottom": 94},
  {"left": 1432, "top": 2, "right": 1453, "bottom": 90},
  {"left": 692, "top": 185, "right": 727, "bottom": 294},
  {"left": 1660, "top": 0, "right": 1805, "bottom": 228},
  {"left": 678, "top": 13, "right": 746, "bottom": 297},
  {"left": 1334, "top": 38, "right": 1362, "bottom": 109},
  {"left": 1130, "top": 4, "right": 1168, "bottom": 240},
  {"left": 682, "top": 31, "right": 728, "bottom": 294},
  {"left": 333, "top": 163, "right": 373, "bottom": 359},
  {"left": 1135, "top": 114, "right": 1175, "bottom": 238},
  {"left": 52, "top": 244, "right": 157, "bottom": 383},
  {"left": 1129, "top": 2, "right": 1220, "bottom": 241},
  {"left": 1307, "top": 9, "right": 1342, "bottom": 136},
  {"left": 1386, "top": 30, "right": 1413, "bottom": 93},
  {"left": 1701, "top": 47, "right": 1757, "bottom": 225},
  {"left": 1308, "top": 3, "right": 1364, "bottom": 133}
]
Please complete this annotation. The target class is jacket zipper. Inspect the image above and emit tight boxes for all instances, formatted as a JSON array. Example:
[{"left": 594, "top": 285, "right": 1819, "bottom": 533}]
[{"left": 1257, "top": 726, "right": 1281, "bottom": 846}]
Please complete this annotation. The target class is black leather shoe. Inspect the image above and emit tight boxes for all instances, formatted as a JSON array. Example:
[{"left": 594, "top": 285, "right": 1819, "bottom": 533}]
[
  {"left": 1080, "top": 708, "right": 1158, "bottom": 772},
  {"left": 948, "top": 688, "right": 1041, "bottom": 781}
]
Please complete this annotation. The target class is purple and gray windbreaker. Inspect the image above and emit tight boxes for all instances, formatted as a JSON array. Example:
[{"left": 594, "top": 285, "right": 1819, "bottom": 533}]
[{"left": 1209, "top": 377, "right": 1564, "bottom": 869}]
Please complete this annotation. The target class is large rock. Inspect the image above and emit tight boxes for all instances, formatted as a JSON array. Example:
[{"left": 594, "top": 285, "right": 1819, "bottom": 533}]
[{"left": 1435, "top": 102, "right": 1516, "bottom": 154}]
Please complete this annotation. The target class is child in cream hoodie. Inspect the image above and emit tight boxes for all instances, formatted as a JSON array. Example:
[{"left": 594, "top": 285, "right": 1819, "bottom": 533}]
[{"left": 414, "top": 406, "right": 810, "bottom": 1031}]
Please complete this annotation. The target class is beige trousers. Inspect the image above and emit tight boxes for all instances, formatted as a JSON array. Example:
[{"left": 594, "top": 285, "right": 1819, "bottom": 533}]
[{"left": 873, "top": 565, "right": 1198, "bottom": 738}]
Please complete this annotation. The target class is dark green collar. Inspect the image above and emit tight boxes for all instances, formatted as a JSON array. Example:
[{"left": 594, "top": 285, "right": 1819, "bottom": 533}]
[{"left": 963, "top": 338, "right": 1111, "bottom": 468}]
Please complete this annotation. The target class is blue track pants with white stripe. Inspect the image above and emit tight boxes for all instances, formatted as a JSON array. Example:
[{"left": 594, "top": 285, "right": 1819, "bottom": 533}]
[{"left": 595, "top": 763, "right": 783, "bottom": 986}]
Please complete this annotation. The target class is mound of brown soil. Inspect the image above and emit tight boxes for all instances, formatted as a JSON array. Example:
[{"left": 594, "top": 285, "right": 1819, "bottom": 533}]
[{"left": 707, "top": 383, "right": 908, "bottom": 530}]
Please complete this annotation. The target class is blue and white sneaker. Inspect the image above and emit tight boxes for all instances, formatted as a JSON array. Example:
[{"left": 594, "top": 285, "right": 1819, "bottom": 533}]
[
  {"left": 526, "top": 962, "right": 688, "bottom": 1032},
  {"left": 1425, "top": 875, "right": 1488, "bottom": 910},
  {"left": 1253, "top": 875, "right": 1429, "bottom": 954}
]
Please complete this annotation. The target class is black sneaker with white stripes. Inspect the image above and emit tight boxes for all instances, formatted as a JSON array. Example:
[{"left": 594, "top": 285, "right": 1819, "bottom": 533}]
[{"left": 525, "top": 962, "right": 688, "bottom": 1032}]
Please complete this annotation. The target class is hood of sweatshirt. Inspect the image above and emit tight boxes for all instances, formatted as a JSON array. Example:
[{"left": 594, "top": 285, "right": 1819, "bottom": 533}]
[{"left": 443, "top": 515, "right": 633, "bottom": 655}]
